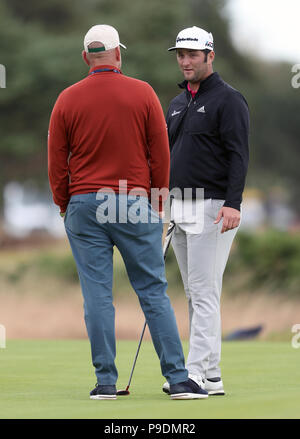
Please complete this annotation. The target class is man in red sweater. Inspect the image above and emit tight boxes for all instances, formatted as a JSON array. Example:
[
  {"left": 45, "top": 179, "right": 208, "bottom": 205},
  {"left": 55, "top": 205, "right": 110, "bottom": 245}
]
[{"left": 48, "top": 25, "right": 208, "bottom": 400}]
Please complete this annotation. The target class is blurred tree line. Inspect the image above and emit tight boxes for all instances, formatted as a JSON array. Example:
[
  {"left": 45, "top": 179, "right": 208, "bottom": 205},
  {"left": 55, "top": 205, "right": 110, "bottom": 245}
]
[{"left": 0, "top": 0, "right": 299, "bottom": 213}]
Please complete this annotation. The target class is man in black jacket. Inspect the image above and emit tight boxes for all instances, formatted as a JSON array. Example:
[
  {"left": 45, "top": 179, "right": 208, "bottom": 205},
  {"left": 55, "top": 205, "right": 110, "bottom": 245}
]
[{"left": 163, "top": 26, "right": 249, "bottom": 396}]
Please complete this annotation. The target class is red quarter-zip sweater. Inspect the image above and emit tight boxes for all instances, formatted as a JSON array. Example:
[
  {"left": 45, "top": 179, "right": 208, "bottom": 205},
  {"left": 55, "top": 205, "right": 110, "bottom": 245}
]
[{"left": 48, "top": 65, "right": 170, "bottom": 213}]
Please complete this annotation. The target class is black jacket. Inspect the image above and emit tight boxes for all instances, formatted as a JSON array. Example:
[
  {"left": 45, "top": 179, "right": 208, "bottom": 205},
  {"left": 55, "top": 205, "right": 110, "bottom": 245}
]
[{"left": 166, "top": 72, "right": 249, "bottom": 210}]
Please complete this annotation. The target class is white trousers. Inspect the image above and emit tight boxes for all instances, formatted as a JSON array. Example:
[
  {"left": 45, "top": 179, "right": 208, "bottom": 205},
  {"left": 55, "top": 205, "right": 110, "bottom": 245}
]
[{"left": 172, "top": 198, "right": 239, "bottom": 379}]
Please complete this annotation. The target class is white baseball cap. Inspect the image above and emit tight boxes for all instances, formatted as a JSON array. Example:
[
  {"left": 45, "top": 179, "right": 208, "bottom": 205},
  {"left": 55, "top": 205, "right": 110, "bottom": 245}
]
[
  {"left": 84, "top": 24, "right": 127, "bottom": 53},
  {"left": 168, "top": 26, "right": 213, "bottom": 51}
]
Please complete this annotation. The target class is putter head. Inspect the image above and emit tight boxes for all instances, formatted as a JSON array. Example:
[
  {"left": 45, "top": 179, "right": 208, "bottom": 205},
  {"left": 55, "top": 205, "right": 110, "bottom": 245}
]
[{"left": 116, "top": 389, "right": 130, "bottom": 396}]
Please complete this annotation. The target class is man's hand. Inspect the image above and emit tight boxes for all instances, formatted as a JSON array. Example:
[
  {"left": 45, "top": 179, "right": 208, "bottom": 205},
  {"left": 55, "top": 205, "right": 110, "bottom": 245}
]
[{"left": 214, "top": 206, "right": 240, "bottom": 234}]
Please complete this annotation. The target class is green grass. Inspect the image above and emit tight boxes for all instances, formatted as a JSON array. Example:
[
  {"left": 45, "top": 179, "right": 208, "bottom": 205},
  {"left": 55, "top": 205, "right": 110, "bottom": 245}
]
[{"left": 0, "top": 339, "right": 299, "bottom": 419}]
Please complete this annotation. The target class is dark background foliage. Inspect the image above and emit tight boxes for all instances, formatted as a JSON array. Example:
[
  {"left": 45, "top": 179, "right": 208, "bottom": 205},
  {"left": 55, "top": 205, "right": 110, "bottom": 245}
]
[{"left": 0, "top": 0, "right": 299, "bottom": 212}]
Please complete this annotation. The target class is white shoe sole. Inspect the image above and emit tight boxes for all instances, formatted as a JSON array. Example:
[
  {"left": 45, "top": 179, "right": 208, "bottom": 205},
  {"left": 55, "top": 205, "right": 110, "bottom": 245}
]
[
  {"left": 170, "top": 392, "right": 208, "bottom": 400},
  {"left": 90, "top": 394, "right": 117, "bottom": 400},
  {"left": 207, "top": 390, "right": 225, "bottom": 395}
]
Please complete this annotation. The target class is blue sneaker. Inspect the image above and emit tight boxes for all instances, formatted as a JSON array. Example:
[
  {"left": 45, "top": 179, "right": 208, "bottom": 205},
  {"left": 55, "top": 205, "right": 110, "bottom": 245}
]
[
  {"left": 90, "top": 383, "right": 117, "bottom": 400},
  {"left": 169, "top": 378, "right": 208, "bottom": 400}
]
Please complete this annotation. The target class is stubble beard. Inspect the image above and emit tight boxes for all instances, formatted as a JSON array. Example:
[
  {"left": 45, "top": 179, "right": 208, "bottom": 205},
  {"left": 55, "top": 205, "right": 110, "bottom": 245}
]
[{"left": 183, "top": 65, "right": 208, "bottom": 85}]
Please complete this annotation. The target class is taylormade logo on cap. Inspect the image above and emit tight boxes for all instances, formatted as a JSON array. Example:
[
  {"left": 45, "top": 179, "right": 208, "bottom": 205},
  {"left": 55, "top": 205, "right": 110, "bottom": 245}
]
[
  {"left": 168, "top": 26, "right": 213, "bottom": 51},
  {"left": 84, "top": 24, "right": 127, "bottom": 53}
]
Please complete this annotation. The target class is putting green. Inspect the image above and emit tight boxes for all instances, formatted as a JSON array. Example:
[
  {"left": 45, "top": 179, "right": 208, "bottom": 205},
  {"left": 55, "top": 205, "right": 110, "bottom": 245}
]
[{"left": 0, "top": 339, "right": 299, "bottom": 419}]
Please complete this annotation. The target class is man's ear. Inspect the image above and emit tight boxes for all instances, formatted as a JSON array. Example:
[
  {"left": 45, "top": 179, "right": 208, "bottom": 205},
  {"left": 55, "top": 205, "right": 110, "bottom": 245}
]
[
  {"left": 115, "top": 46, "right": 121, "bottom": 62},
  {"left": 207, "top": 50, "right": 215, "bottom": 65},
  {"left": 114, "top": 46, "right": 122, "bottom": 69},
  {"left": 82, "top": 50, "right": 90, "bottom": 66}
]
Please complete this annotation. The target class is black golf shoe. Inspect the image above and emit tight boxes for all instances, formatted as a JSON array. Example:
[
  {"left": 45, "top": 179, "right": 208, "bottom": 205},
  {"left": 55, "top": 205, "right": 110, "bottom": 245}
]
[
  {"left": 169, "top": 378, "right": 208, "bottom": 400},
  {"left": 90, "top": 383, "right": 117, "bottom": 400}
]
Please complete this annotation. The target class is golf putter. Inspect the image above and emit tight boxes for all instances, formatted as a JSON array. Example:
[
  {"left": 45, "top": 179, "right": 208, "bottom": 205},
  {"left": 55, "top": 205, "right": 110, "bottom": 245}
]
[{"left": 117, "top": 221, "right": 176, "bottom": 396}]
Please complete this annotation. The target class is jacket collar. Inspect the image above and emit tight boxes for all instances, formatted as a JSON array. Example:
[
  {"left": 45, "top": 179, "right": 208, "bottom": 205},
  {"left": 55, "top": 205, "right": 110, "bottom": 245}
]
[{"left": 178, "top": 72, "right": 222, "bottom": 96}]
